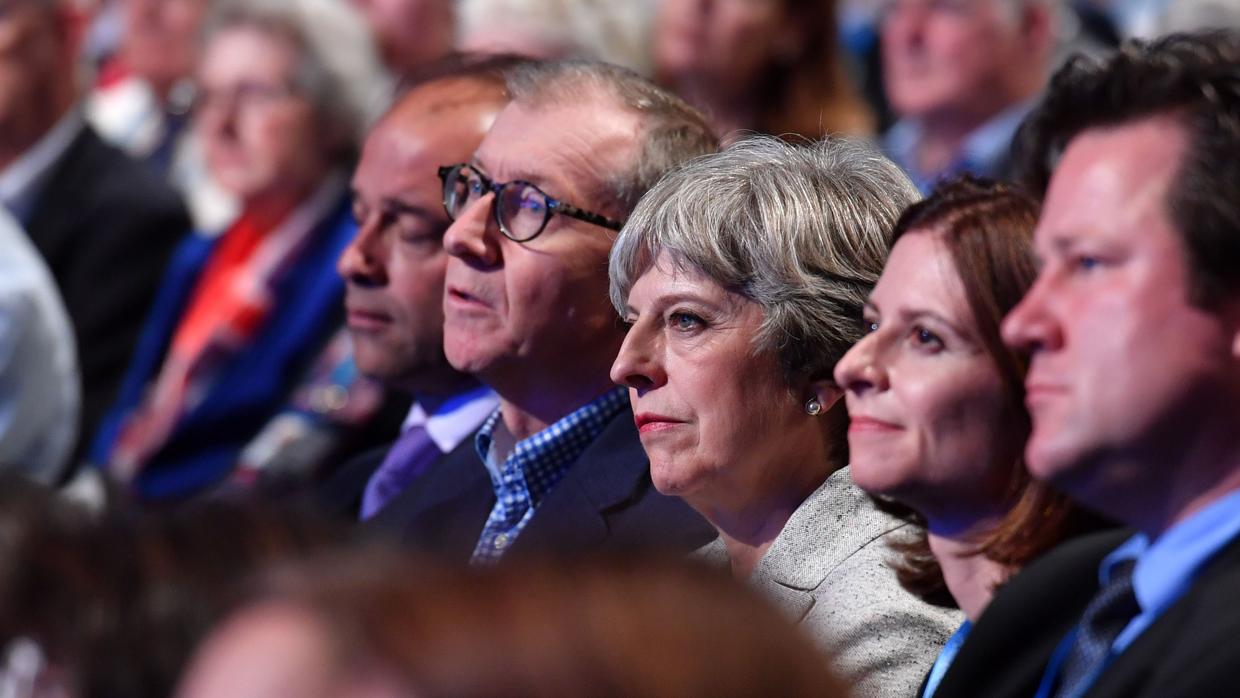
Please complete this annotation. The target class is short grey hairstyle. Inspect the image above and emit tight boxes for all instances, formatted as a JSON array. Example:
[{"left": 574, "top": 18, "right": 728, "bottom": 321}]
[
  {"left": 610, "top": 135, "right": 920, "bottom": 383},
  {"left": 505, "top": 59, "right": 718, "bottom": 215},
  {"left": 206, "top": 0, "right": 390, "bottom": 159}
]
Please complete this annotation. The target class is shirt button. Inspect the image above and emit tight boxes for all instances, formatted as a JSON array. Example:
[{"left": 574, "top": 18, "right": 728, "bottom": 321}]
[{"left": 494, "top": 534, "right": 509, "bottom": 549}]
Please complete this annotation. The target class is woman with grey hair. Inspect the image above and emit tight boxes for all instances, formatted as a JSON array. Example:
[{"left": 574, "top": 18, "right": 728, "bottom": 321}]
[
  {"left": 90, "top": 0, "right": 388, "bottom": 501},
  {"left": 610, "top": 135, "right": 961, "bottom": 697}
]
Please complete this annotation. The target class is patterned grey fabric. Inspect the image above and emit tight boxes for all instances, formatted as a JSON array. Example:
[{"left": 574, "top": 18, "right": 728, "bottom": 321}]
[{"left": 696, "top": 467, "right": 963, "bottom": 698}]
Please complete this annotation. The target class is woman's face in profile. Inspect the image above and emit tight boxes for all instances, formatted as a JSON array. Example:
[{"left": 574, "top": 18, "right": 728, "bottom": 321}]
[
  {"left": 835, "top": 231, "right": 1022, "bottom": 528},
  {"left": 611, "top": 252, "right": 825, "bottom": 509}
]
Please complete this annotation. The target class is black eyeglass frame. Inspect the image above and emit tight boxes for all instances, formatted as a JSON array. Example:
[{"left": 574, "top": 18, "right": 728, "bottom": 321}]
[{"left": 437, "top": 164, "right": 625, "bottom": 242}]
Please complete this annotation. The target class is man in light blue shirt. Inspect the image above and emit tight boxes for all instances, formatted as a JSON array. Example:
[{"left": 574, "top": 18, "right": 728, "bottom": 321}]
[
  {"left": 879, "top": 0, "right": 1056, "bottom": 192},
  {"left": 932, "top": 30, "right": 1240, "bottom": 698}
]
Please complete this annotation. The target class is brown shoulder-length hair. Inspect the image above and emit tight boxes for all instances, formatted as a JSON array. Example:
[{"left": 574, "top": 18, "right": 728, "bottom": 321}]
[
  {"left": 883, "top": 176, "right": 1098, "bottom": 603},
  {"left": 657, "top": 0, "right": 873, "bottom": 139}
]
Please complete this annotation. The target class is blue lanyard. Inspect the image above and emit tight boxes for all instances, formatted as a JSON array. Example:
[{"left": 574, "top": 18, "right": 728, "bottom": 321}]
[{"left": 922, "top": 620, "right": 972, "bottom": 698}]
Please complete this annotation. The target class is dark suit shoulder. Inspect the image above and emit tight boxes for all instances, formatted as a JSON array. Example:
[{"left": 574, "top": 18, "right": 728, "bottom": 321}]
[
  {"left": 517, "top": 406, "right": 715, "bottom": 557},
  {"left": 1090, "top": 532, "right": 1240, "bottom": 698},
  {"left": 934, "top": 528, "right": 1131, "bottom": 698}
]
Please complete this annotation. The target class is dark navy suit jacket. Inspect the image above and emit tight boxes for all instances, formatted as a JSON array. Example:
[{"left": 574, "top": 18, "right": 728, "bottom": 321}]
[
  {"left": 90, "top": 196, "right": 356, "bottom": 501},
  {"left": 936, "top": 527, "right": 1240, "bottom": 698},
  {"left": 363, "top": 403, "right": 716, "bottom": 562}
]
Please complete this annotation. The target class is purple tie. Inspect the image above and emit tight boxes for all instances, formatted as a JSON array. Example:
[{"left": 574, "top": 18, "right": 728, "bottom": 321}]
[{"left": 359, "top": 425, "right": 440, "bottom": 520}]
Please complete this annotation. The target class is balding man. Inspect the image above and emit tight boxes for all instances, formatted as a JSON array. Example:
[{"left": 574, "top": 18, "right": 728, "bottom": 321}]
[
  {"left": 880, "top": 0, "right": 1057, "bottom": 192},
  {"left": 369, "top": 60, "right": 718, "bottom": 562},
  {"left": 317, "top": 57, "right": 524, "bottom": 519}
]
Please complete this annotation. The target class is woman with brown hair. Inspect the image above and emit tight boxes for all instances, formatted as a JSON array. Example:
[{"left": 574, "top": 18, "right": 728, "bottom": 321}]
[
  {"left": 652, "top": 0, "right": 873, "bottom": 141},
  {"left": 834, "top": 176, "right": 1102, "bottom": 697}
]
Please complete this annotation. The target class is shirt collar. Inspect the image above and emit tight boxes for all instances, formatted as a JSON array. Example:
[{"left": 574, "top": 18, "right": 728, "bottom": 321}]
[
  {"left": 474, "top": 387, "right": 628, "bottom": 507},
  {"left": 1102, "top": 487, "right": 1240, "bottom": 619},
  {"left": 882, "top": 99, "right": 1035, "bottom": 193},
  {"left": 0, "top": 109, "right": 85, "bottom": 223},
  {"left": 406, "top": 383, "right": 498, "bottom": 454}
]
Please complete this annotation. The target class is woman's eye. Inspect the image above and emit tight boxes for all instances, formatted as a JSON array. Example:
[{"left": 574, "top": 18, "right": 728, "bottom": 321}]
[
  {"left": 909, "top": 326, "right": 944, "bottom": 351},
  {"left": 669, "top": 312, "right": 704, "bottom": 332},
  {"left": 862, "top": 319, "right": 879, "bottom": 334}
]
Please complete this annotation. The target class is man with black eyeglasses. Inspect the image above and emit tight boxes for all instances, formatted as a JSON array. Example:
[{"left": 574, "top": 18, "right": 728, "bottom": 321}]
[{"left": 367, "top": 59, "right": 719, "bottom": 564}]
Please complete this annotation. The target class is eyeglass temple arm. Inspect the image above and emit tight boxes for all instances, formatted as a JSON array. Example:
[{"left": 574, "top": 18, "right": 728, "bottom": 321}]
[{"left": 551, "top": 202, "right": 624, "bottom": 231}]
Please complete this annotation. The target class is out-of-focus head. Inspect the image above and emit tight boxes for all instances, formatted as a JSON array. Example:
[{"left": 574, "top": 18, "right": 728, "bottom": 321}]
[
  {"left": 881, "top": 0, "right": 1056, "bottom": 126},
  {"left": 653, "top": 0, "right": 870, "bottom": 138},
  {"left": 178, "top": 552, "right": 845, "bottom": 698},
  {"left": 1002, "top": 31, "right": 1240, "bottom": 528},
  {"left": 349, "top": 0, "right": 454, "bottom": 79},
  {"left": 609, "top": 135, "right": 916, "bottom": 509},
  {"left": 339, "top": 55, "right": 518, "bottom": 391},
  {"left": 122, "top": 0, "right": 212, "bottom": 97},
  {"left": 194, "top": 0, "right": 386, "bottom": 207},
  {"left": 440, "top": 59, "right": 717, "bottom": 409},
  {"left": 1, "top": 499, "right": 342, "bottom": 698},
  {"left": 457, "top": 0, "right": 653, "bottom": 75},
  {"left": 655, "top": 0, "right": 800, "bottom": 96},
  {"left": 0, "top": 0, "right": 81, "bottom": 151}
]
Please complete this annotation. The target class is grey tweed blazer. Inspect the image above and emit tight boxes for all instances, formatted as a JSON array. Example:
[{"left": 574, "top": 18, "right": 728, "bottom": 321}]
[{"left": 696, "top": 467, "right": 962, "bottom": 698}]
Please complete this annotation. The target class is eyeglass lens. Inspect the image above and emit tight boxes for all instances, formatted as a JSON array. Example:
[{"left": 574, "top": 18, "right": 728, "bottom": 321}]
[{"left": 443, "top": 165, "right": 551, "bottom": 241}]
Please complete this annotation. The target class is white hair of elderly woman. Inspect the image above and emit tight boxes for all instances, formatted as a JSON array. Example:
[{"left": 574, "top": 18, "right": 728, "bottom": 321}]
[
  {"left": 457, "top": 0, "right": 656, "bottom": 75},
  {"left": 610, "top": 134, "right": 920, "bottom": 382},
  {"left": 206, "top": 0, "right": 392, "bottom": 152}
]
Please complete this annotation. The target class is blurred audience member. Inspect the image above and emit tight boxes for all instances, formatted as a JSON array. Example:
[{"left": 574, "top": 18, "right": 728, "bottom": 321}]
[
  {"left": 881, "top": 0, "right": 1056, "bottom": 192},
  {"left": 1154, "top": 0, "right": 1240, "bottom": 35},
  {"left": 0, "top": 497, "right": 343, "bottom": 698},
  {"left": 179, "top": 552, "right": 845, "bottom": 698},
  {"left": 835, "top": 176, "right": 1103, "bottom": 697},
  {"left": 90, "top": 0, "right": 387, "bottom": 501},
  {"left": 350, "top": 0, "right": 454, "bottom": 83},
  {"left": 609, "top": 135, "right": 959, "bottom": 697},
  {"left": 88, "top": 0, "right": 239, "bottom": 231},
  {"left": 312, "top": 56, "right": 526, "bottom": 519},
  {"left": 367, "top": 60, "right": 718, "bottom": 563},
  {"left": 933, "top": 30, "right": 1240, "bottom": 697},
  {"left": 458, "top": 0, "right": 654, "bottom": 74},
  {"left": 654, "top": 0, "right": 873, "bottom": 141},
  {"left": 0, "top": 0, "right": 191, "bottom": 469},
  {"left": 0, "top": 208, "right": 79, "bottom": 485}
]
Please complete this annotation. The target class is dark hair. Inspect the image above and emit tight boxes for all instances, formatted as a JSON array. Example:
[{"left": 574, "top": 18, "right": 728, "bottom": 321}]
[
  {"left": 655, "top": 0, "right": 871, "bottom": 139},
  {"left": 0, "top": 499, "right": 342, "bottom": 697},
  {"left": 882, "top": 176, "right": 1098, "bottom": 602},
  {"left": 1013, "top": 29, "right": 1240, "bottom": 306},
  {"left": 222, "top": 551, "right": 846, "bottom": 698}
]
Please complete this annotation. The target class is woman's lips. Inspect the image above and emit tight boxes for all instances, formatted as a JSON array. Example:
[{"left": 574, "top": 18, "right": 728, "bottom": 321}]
[
  {"left": 634, "top": 413, "right": 684, "bottom": 434},
  {"left": 848, "top": 416, "right": 902, "bottom": 433}
]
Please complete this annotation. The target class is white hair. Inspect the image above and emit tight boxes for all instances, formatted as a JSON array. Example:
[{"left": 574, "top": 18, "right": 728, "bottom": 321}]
[
  {"left": 456, "top": 0, "right": 656, "bottom": 75},
  {"left": 207, "top": 0, "right": 392, "bottom": 154},
  {"left": 610, "top": 135, "right": 919, "bottom": 381}
]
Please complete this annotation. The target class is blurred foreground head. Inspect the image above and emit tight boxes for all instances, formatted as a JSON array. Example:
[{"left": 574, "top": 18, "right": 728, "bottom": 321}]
[
  {"left": 0, "top": 494, "right": 342, "bottom": 697},
  {"left": 178, "top": 552, "right": 844, "bottom": 698}
]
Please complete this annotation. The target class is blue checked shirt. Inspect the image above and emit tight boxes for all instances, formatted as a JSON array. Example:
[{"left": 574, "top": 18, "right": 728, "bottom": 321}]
[{"left": 469, "top": 388, "right": 628, "bottom": 565}]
